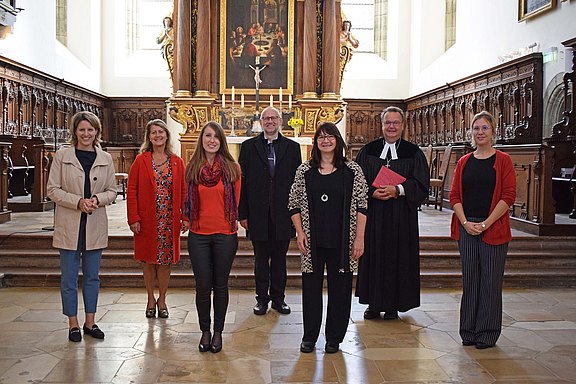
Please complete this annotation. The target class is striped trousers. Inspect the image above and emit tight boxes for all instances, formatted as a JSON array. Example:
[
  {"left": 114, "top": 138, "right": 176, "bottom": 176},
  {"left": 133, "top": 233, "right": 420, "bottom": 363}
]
[{"left": 458, "top": 221, "right": 508, "bottom": 346}]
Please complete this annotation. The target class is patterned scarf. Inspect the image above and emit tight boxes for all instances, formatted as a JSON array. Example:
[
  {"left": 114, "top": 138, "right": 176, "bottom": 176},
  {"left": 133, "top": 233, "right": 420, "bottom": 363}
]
[{"left": 188, "top": 155, "right": 237, "bottom": 231}]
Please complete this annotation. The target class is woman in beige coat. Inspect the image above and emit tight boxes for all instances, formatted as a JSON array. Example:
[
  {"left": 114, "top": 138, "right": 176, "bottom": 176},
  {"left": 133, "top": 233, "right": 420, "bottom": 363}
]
[{"left": 47, "top": 111, "right": 117, "bottom": 342}]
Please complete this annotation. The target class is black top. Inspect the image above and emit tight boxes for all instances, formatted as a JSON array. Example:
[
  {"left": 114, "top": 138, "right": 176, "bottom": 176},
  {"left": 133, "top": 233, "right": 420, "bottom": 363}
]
[
  {"left": 462, "top": 154, "right": 496, "bottom": 219},
  {"left": 75, "top": 148, "right": 96, "bottom": 251},
  {"left": 311, "top": 167, "right": 344, "bottom": 248},
  {"left": 76, "top": 149, "right": 97, "bottom": 198}
]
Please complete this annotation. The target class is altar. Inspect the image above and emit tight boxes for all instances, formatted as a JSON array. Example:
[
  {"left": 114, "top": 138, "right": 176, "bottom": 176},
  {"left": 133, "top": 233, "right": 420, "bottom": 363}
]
[{"left": 226, "top": 135, "right": 312, "bottom": 162}]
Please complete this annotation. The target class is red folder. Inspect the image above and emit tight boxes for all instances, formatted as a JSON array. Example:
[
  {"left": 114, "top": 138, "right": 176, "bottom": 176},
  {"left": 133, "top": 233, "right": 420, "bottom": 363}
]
[{"left": 372, "top": 165, "right": 406, "bottom": 188}]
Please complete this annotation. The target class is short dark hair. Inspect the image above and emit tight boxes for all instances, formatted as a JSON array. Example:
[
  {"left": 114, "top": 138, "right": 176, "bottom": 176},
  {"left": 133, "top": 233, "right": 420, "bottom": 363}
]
[{"left": 310, "top": 122, "right": 348, "bottom": 169}]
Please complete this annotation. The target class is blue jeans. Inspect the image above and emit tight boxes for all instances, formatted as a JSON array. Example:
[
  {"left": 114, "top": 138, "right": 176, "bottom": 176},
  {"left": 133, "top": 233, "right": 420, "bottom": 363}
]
[{"left": 59, "top": 248, "right": 103, "bottom": 317}]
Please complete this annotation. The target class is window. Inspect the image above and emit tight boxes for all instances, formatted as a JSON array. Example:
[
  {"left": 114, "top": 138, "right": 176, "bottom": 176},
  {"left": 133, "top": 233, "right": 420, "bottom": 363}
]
[
  {"left": 445, "top": 0, "right": 456, "bottom": 50},
  {"left": 56, "top": 0, "right": 67, "bottom": 46},
  {"left": 126, "top": 0, "right": 172, "bottom": 52},
  {"left": 341, "top": 0, "right": 377, "bottom": 54}
]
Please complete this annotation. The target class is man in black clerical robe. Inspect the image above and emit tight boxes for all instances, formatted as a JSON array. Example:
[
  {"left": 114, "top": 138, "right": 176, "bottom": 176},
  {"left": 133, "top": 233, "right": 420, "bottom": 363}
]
[{"left": 355, "top": 106, "right": 430, "bottom": 320}]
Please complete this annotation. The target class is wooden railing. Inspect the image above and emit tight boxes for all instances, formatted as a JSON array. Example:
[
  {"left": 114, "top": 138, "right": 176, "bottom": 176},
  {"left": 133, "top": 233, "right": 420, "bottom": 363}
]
[
  {"left": 0, "top": 56, "right": 167, "bottom": 215},
  {"left": 405, "top": 53, "right": 543, "bottom": 146}
]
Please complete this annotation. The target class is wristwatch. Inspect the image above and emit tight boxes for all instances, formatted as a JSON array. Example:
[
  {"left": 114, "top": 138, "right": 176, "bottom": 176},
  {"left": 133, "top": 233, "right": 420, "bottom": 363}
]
[
  {"left": 395, "top": 186, "right": 400, "bottom": 196},
  {"left": 481, "top": 222, "right": 486, "bottom": 229}
]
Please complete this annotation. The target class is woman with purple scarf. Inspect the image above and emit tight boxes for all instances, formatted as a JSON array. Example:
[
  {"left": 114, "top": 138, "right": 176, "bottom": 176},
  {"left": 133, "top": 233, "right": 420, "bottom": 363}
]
[{"left": 184, "top": 121, "right": 241, "bottom": 354}]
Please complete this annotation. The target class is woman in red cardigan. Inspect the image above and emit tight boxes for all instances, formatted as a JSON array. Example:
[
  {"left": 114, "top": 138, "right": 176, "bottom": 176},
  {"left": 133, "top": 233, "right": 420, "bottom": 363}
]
[
  {"left": 127, "top": 119, "right": 188, "bottom": 319},
  {"left": 185, "top": 121, "right": 241, "bottom": 354},
  {"left": 449, "top": 111, "right": 516, "bottom": 350}
]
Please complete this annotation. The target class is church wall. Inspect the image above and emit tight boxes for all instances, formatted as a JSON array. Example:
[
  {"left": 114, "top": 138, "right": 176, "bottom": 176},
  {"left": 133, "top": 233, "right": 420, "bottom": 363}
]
[
  {"left": 409, "top": 0, "right": 576, "bottom": 101},
  {"left": 340, "top": 0, "right": 411, "bottom": 100},
  {"left": 0, "top": 0, "right": 102, "bottom": 92},
  {"left": 99, "top": 0, "right": 172, "bottom": 97}
]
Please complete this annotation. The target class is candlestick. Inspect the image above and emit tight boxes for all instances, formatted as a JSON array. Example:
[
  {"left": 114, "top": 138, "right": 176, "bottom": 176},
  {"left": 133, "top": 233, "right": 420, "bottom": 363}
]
[
  {"left": 279, "top": 87, "right": 283, "bottom": 102},
  {"left": 288, "top": 95, "right": 292, "bottom": 110},
  {"left": 269, "top": 94, "right": 273, "bottom": 107},
  {"left": 231, "top": 86, "right": 235, "bottom": 102},
  {"left": 222, "top": 94, "right": 225, "bottom": 109},
  {"left": 241, "top": 94, "right": 245, "bottom": 109}
]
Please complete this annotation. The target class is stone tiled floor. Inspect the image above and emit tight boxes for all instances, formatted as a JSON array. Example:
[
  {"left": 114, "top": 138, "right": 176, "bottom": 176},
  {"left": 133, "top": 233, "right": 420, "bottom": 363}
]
[
  {"left": 0, "top": 287, "right": 575, "bottom": 383},
  {"left": 2, "top": 202, "right": 576, "bottom": 382}
]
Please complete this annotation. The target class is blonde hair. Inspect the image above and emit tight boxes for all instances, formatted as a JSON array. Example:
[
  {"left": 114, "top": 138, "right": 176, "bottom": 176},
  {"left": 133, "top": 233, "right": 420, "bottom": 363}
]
[
  {"left": 185, "top": 121, "right": 240, "bottom": 184},
  {"left": 69, "top": 111, "right": 102, "bottom": 147},
  {"left": 471, "top": 111, "right": 497, "bottom": 147},
  {"left": 139, "top": 119, "right": 174, "bottom": 154}
]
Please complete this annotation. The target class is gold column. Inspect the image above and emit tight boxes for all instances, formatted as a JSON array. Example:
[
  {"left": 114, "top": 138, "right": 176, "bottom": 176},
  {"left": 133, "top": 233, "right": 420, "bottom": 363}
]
[
  {"left": 174, "top": 0, "right": 192, "bottom": 97},
  {"left": 321, "top": 0, "right": 338, "bottom": 100}
]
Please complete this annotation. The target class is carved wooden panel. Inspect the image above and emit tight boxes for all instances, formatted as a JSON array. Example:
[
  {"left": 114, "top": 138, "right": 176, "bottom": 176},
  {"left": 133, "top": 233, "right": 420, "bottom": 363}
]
[
  {"left": 0, "top": 57, "right": 105, "bottom": 145},
  {"left": 405, "top": 53, "right": 544, "bottom": 146},
  {"left": 106, "top": 98, "right": 167, "bottom": 147}
]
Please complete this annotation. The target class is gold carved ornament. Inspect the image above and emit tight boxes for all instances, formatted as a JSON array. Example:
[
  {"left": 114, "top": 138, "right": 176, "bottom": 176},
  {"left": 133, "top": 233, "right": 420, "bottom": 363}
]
[
  {"left": 303, "top": 106, "right": 344, "bottom": 133},
  {"left": 168, "top": 103, "right": 208, "bottom": 136}
]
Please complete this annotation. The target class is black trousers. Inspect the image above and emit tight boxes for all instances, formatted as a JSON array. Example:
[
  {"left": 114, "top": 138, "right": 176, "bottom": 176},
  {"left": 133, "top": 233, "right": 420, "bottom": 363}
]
[
  {"left": 188, "top": 232, "right": 238, "bottom": 332},
  {"left": 458, "top": 218, "right": 508, "bottom": 346},
  {"left": 302, "top": 247, "right": 353, "bottom": 344},
  {"left": 252, "top": 238, "right": 290, "bottom": 305}
]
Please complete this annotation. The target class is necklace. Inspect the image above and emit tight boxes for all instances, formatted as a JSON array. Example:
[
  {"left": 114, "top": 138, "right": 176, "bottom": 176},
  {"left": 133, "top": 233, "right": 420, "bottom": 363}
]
[{"left": 153, "top": 155, "right": 168, "bottom": 167}]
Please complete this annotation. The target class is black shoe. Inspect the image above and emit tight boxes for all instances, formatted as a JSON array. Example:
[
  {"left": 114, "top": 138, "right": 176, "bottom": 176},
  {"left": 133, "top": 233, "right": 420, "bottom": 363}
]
[
  {"left": 145, "top": 301, "right": 156, "bottom": 318},
  {"left": 253, "top": 302, "right": 268, "bottom": 315},
  {"left": 157, "top": 302, "right": 169, "bottom": 318},
  {"left": 199, "top": 331, "right": 211, "bottom": 353},
  {"left": 363, "top": 308, "right": 379, "bottom": 320},
  {"left": 462, "top": 340, "right": 476, "bottom": 346},
  {"left": 271, "top": 301, "right": 291, "bottom": 314},
  {"left": 383, "top": 311, "right": 399, "bottom": 320},
  {"left": 325, "top": 342, "right": 340, "bottom": 354},
  {"left": 475, "top": 342, "right": 494, "bottom": 350},
  {"left": 68, "top": 327, "right": 82, "bottom": 342},
  {"left": 210, "top": 331, "right": 222, "bottom": 353},
  {"left": 300, "top": 341, "right": 315, "bottom": 353},
  {"left": 83, "top": 324, "right": 105, "bottom": 339}
]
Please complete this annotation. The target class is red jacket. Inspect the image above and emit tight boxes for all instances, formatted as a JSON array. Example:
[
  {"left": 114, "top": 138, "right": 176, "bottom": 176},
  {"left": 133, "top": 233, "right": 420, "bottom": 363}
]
[
  {"left": 127, "top": 152, "right": 188, "bottom": 263},
  {"left": 449, "top": 150, "right": 516, "bottom": 245}
]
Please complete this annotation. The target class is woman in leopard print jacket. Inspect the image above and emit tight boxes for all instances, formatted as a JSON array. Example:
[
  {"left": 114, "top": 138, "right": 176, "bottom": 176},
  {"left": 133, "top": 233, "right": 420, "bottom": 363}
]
[{"left": 288, "top": 122, "right": 368, "bottom": 354}]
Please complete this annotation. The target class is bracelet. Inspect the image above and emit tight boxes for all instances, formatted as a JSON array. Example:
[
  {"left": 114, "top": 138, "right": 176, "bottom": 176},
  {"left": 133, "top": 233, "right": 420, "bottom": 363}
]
[
  {"left": 462, "top": 220, "right": 467, "bottom": 225},
  {"left": 481, "top": 222, "right": 486, "bottom": 229}
]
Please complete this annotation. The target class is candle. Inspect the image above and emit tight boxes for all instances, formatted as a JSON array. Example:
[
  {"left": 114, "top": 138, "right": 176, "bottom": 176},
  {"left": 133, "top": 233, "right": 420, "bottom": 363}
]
[
  {"left": 269, "top": 94, "right": 273, "bottom": 107},
  {"left": 241, "top": 94, "right": 245, "bottom": 109},
  {"left": 279, "top": 87, "right": 283, "bottom": 102},
  {"left": 221, "top": 94, "right": 225, "bottom": 109},
  {"left": 288, "top": 95, "right": 292, "bottom": 110},
  {"left": 231, "top": 86, "right": 235, "bottom": 102}
]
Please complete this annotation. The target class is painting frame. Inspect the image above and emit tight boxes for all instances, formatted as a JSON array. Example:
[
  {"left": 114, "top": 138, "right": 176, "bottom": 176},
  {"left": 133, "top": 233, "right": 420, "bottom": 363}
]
[
  {"left": 219, "top": 0, "right": 294, "bottom": 96},
  {"left": 518, "top": 0, "right": 557, "bottom": 21}
]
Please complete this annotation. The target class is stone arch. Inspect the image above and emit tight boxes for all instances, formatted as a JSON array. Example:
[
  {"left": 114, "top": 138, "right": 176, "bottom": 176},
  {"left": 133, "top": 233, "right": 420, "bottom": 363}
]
[{"left": 544, "top": 72, "right": 570, "bottom": 138}]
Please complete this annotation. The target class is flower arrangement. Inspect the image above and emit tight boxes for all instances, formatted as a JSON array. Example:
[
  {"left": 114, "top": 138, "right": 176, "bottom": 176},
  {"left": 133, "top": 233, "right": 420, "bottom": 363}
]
[{"left": 287, "top": 117, "right": 303, "bottom": 128}]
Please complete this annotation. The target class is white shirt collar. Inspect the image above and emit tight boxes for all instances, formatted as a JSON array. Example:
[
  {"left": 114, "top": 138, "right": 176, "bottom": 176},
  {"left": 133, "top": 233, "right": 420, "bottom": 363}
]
[{"left": 380, "top": 139, "right": 399, "bottom": 160}]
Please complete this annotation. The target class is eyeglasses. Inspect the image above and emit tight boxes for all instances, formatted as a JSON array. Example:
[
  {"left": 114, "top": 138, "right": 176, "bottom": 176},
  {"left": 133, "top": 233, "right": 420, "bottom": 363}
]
[
  {"left": 262, "top": 116, "right": 280, "bottom": 121},
  {"left": 472, "top": 125, "right": 492, "bottom": 132},
  {"left": 318, "top": 135, "right": 336, "bottom": 142},
  {"left": 384, "top": 121, "right": 402, "bottom": 126}
]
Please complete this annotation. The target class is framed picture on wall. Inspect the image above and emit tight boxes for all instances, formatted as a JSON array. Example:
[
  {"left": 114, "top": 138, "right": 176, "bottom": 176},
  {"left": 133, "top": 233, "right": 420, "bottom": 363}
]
[
  {"left": 219, "top": 0, "right": 295, "bottom": 95},
  {"left": 518, "top": 0, "right": 557, "bottom": 21}
]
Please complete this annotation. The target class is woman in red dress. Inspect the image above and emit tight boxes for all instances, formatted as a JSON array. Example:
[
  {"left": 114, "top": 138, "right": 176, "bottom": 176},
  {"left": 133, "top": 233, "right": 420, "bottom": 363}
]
[{"left": 127, "top": 119, "right": 188, "bottom": 318}]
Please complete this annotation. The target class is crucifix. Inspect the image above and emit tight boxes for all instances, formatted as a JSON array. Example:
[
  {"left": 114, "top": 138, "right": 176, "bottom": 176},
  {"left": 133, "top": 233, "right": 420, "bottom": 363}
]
[{"left": 249, "top": 60, "right": 268, "bottom": 113}]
